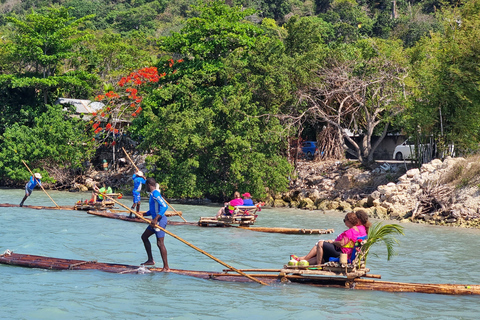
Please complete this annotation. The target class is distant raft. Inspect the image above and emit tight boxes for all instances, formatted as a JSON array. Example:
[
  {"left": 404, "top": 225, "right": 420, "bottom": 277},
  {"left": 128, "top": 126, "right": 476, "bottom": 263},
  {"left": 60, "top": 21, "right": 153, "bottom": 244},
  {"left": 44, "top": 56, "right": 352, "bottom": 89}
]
[
  {"left": 237, "top": 226, "right": 334, "bottom": 234},
  {"left": 87, "top": 210, "right": 195, "bottom": 225},
  {"left": 1, "top": 251, "right": 479, "bottom": 296}
]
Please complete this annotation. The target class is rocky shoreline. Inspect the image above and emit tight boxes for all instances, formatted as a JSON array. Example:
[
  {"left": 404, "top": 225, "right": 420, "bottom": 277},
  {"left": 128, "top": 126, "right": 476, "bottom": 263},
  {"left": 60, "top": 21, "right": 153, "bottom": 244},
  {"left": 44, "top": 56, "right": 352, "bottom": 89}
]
[
  {"left": 271, "top": 157, "right": 480, "bottom": 229},
  {"left": 19, "top": 153, "right": 480, "bottom": 229}
]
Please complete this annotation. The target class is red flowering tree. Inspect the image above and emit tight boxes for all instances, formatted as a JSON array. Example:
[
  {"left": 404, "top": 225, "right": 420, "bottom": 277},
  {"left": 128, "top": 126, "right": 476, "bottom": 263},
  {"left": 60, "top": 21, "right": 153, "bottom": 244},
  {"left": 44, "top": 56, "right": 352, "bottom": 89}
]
[{"left": 91, "top": 60, "right": 184, "bottom": 146}]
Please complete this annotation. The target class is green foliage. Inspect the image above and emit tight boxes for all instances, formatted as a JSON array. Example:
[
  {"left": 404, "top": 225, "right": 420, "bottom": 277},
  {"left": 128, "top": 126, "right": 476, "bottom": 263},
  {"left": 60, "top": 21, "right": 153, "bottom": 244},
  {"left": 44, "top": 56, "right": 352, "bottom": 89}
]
[
  {"left": 159, "top": 1, "right": 260, "bottom": 60},
  {"left": 284, "top": 15, "right": 333, "bottom": 56},
  {"left": 129, "top": 1, "right": 292, "bottom": 199},
  {"left": 0, "top": 105, "right": 96, "bottom": 182},
  {"left": 72, "top": 29, "right": 158, "bottom": 81},
  {"left": 404, "top": 0, "right": 480, "bottom": 155},
  {"left": 233, "top": 0, "right": 291, "bottom": 20},
  {"left": 319, "top": 0, "right": 374, "bottom": 43},
  {"left": 1, "top": 6, "right": 98, "bottom": 112},
  {"left": 5, "top": 6, "right": 94, "bottom": 77},
  {"left": 360, "top": 222, "right": 405, "bottom": 265}
]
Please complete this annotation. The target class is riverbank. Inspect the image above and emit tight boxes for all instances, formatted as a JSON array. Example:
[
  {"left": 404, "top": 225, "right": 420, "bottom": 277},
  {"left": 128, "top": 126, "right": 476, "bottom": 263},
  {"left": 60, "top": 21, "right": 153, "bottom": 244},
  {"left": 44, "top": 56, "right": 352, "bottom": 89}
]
[
  {"left": 10, "top": 153, "right": 480, "bottom": 229},
  {"left": 278, "top": 156, "right": 480, "bottom": 229}
]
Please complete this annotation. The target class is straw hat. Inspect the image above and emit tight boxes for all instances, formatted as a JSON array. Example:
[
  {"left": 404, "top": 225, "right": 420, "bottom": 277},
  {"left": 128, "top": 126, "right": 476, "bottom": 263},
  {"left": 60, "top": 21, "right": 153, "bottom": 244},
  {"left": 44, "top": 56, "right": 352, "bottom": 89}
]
[
  {"left": 34, "top": 173, "right": 42, "bottom": 179},
  {"left": 136, "top": 171, "right": 144, "bottom": 177}
]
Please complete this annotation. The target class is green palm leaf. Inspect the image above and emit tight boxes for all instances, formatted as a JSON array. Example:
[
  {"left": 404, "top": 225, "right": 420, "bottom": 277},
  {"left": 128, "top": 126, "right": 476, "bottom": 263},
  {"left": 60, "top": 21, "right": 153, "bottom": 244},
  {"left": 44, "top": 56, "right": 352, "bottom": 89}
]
[{"left": 360, "top": 222, "right": 405, "bottom": 266}]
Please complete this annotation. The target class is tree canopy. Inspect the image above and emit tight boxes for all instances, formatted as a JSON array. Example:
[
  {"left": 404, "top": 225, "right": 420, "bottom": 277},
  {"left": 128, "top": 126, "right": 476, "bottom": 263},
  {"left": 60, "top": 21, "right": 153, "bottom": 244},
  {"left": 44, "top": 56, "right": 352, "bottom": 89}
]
[{"left": 1, "top": 0, "right": 480, "bottom": 198}]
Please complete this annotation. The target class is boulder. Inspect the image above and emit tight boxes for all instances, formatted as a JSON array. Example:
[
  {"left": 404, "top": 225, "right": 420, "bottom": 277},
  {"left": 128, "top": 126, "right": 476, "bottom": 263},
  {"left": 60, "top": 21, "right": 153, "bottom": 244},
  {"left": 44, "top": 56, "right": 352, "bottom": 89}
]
[
  {"left": 355, "top": 198, "right": 368, "bottom": 208},
  {"left": 406, "top": 168, "right": 420, "bottom": 178},
  {"left": 299, "top": 198, "right": 315, "bottom": 209},
  {"left": 327, "top": 201, "right": 340, "bottom": 210},
  {"left": 372, "top": 206, "right": 388, "bottom": 219},
  {"left": 335, "top": 175, "right": 352, "bottom": 190},
  {"left": 273, "top": 199, "right": 288, "bottom": 207},
  {"left": 316, "top": 200, "right": 329, "bottom": 211},
  {"left": 337, "top": 201, "right": 352, "bottom": 212}
]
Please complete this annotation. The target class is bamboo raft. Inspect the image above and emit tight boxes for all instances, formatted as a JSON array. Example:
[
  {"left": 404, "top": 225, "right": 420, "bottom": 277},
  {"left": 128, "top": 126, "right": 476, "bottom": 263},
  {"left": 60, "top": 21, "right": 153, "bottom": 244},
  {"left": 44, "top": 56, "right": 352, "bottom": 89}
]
[
  {"left": 198, "top": 214, "right": 257, "bottom": 227},
  {"left": 74, "top": 201, "right": 116, "bottom": 211},
  {"left": 198, "top": 205, "right": 263, "bottom": 227},
  {"left": 1, "top": 252, "right": 479, "bottom": 295},
  {"left": 238, "top": 226, "right": 334, "bottom": 234},
  {"left": 87, "top": 210, "right": 195, "bottom": 225},
  {"left": 88, "top": 210, "right": 332, "bottom": 234},
  {"left": 0, "top": 202, "right": 117, "bottom": 212},
  {"left": 0, "top": 203, "right": 74, "bottom": 210}
]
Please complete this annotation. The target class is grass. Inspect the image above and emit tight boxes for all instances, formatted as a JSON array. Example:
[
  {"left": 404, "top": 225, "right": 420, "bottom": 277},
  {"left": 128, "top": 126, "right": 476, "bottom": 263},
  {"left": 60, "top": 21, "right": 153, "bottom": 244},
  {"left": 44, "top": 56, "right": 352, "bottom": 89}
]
[{"left": 440, "top": 155, "right": 480, "bottom": 189}]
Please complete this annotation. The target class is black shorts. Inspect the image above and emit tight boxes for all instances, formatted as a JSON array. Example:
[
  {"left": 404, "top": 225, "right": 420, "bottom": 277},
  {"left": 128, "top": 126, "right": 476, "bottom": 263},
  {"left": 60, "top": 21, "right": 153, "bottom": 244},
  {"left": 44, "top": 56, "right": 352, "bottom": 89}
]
[{"left": 322, "top": 242, "right": 342, "bottom": 262}]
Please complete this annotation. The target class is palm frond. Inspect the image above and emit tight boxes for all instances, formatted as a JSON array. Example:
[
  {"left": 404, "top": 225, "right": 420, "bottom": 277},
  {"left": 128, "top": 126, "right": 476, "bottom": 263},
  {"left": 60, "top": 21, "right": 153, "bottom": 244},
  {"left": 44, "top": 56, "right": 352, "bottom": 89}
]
[{"left": 360, "top": 222, "right": 405, "bottom": 266}]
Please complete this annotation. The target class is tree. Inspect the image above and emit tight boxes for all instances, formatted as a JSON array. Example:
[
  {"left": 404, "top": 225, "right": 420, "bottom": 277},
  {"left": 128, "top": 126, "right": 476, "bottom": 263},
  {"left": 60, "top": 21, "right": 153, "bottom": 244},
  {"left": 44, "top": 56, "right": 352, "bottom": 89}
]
[
  {"left": 319, "top": 0, "right": 374, "bottom": 43},
  {"left": 296, "top": 39, "right": 409, "bottom": 164},
  {"left": 1, "top": 6, "right": 96, "bottom": 104},
  {"left": 0, "top": 105, "right": 96, "bottom": 185},
  {"left": 405, "top": 0, "right": 480, "bottom": 157},
  {"left": 123, "top": 1, "right": 292, "bottom": 199}
]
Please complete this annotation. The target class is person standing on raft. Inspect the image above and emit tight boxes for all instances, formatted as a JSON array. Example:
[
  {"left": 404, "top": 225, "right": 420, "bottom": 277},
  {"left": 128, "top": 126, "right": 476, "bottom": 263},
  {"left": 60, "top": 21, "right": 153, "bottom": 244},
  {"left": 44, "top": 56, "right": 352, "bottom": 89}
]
[
  {"left": 20, "top": 173, "right": 42, "bottom": 207},
  {"left": 130, "top": 171, "right": 146, "bottom": 218},
  {"left": 141, "top": 177, "right": 169, "bottom": 271}
]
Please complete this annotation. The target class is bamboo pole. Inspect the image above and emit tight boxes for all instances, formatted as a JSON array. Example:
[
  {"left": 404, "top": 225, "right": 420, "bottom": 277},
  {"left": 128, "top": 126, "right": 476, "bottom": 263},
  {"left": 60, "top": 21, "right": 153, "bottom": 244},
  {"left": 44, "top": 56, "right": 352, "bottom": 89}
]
[
  {"left": 104, "top": 194, "right": 269, "bottom": 286},
  {"left": 122, "top": 147, "right": 187, "bottom": 222},
  {"left": 21, "top": 160, "right": 60, "bottom": 208},
  {"left": 237, "top": 226, "right": 335, "bottom": 234}
]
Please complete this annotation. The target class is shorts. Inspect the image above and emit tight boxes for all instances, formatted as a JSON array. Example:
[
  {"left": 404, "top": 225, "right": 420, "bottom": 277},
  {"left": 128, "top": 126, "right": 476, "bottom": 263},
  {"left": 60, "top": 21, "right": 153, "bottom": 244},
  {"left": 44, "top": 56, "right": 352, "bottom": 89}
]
[
  {"left": 147, "top": 215, "right": 168, "bottom": 238},
  {"left": 133, "top": 191, "right": 141, "bottom": 204},
  {"left": 25, "top": 184, "right": 33, "bottom": 196},
  {"left": 322, "top": 241, "right": 342, "bottom": 262}
]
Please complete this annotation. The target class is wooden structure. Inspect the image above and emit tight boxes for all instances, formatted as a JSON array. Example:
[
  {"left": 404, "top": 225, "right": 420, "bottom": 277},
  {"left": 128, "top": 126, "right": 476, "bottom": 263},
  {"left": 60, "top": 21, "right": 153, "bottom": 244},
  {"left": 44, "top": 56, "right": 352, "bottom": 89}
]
[
  {"left": 198, "top": 214, "right": 257, "bottom": 227},
  {"left": 0, "top": 203, "right": 183, "bottom": 219},
  {"left": 238, "top": 226, "right": 334, "bottom": 234},
  {"left": 198, "top": 205, "right": 260, "bottom": 227},
  {"left": 90, "top": 210, "right": 333, "bottom": 234},
  {"left": 87, "top": 210, "right": 194, "bottom": 225},
  {"left": 74, "top": 200, "right": 115, "bottom": 211},
  {"left": 1, "top": 251, "right": 479, "bottom": 295},
  {"left": 0, "top": 203, "right": 74, "bottom": 211}
]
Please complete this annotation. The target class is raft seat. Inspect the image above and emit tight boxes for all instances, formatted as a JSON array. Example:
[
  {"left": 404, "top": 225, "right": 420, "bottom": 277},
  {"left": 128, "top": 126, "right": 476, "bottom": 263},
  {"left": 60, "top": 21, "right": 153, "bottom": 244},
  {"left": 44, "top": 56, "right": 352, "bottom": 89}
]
[{"left": 350, "top": 235, "right": 367, "bottom": 265}]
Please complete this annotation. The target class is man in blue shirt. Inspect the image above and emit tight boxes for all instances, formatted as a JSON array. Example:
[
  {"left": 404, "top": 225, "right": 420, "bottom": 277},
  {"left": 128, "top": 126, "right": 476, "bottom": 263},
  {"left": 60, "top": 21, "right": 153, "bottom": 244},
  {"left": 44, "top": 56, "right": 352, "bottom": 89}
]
[
  {"left": 130, "top": 171, "right": 146, "bottom": 218},
  {"left": 20, "top": 173, "right": 42, "bottom": 207},
  {"left": 141, "top": 177, "right": 169, "bottom": 271}
]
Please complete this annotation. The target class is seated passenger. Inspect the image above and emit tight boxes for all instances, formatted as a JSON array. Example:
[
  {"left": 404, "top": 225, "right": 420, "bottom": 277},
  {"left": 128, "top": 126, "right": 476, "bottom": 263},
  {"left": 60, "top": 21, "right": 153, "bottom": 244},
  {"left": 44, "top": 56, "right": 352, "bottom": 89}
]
[
  {"left": 242, "top": 192, "right": 254, "bottom": 206},
  {"left": 92, "top": 183, "right": 113, "bottom": 202},
  {"left": 296, "top": 211, "right": 367, "bottom": 265},
  {"left": 356, "top": 209, "right": 371, "bottom": 234},
  {"left": 215, "top": 191, "right": 243, "bottom": 218}
]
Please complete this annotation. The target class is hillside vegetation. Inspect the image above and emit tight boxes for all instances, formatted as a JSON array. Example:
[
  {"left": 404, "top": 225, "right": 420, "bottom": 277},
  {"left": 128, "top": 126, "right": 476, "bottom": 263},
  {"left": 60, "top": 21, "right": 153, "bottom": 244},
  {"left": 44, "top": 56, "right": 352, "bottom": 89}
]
[{"left": 0, "top": 0, "right": 479, "bottom": 201}]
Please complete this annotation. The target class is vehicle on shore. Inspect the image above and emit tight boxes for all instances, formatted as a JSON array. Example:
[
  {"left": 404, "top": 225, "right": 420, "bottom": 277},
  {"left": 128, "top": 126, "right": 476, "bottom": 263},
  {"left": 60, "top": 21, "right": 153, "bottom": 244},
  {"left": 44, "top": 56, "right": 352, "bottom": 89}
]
[{"left": 300, "top": 141, "right": 318, "bottom": 159}]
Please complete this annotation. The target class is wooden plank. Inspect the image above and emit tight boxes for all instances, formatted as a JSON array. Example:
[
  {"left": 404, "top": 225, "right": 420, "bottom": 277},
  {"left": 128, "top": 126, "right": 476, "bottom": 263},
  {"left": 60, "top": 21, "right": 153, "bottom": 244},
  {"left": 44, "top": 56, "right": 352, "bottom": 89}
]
[
  {"left": 237, "top": 226, "right": 334, "bottom": 234},
  {"left": 2, "top": 253, "right": 480, "bottom": 295}
]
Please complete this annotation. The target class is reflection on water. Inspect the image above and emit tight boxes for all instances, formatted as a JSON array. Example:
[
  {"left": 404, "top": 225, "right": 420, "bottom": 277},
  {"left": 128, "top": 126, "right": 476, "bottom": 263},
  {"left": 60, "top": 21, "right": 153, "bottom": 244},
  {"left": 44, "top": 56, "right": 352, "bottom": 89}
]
[{"left": 1, "top": 189, "right": 480, "bottom": 319}]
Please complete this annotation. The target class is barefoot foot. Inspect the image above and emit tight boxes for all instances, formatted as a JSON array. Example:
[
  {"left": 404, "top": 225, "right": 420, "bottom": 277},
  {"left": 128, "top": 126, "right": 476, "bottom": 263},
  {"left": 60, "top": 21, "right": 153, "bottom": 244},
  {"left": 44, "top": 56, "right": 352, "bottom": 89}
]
[{"left": 141, "top": 260, "right": 155, "bottom": 266}]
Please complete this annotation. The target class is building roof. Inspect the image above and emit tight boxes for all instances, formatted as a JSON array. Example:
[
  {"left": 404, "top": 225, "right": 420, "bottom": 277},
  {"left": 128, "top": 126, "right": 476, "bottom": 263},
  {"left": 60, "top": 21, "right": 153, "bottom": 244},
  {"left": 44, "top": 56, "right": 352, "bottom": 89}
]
[{"left": 56, "top": 98, "right": 104, "bottom": 114}]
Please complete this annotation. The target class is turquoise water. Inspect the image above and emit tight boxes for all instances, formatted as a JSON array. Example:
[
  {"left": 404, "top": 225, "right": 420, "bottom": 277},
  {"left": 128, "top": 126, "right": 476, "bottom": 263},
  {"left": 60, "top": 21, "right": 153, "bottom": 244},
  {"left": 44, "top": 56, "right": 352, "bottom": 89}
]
[{"left": 1, "top": 188, "right": 479, "bottom": 320}]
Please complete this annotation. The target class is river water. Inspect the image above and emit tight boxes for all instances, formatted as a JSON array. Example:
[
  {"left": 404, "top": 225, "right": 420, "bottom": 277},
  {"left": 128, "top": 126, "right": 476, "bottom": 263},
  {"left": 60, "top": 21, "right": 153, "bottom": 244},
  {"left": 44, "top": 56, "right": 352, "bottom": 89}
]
[{"left": 1, "top": 189, "right": 479, "bottom": 319}]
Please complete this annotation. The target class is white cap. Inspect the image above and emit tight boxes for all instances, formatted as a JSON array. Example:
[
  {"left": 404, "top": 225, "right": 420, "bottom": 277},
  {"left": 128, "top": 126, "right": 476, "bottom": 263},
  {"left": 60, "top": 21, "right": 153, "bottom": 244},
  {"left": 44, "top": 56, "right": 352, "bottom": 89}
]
[
  {"left": 34, "top": 173, "right": 42, "bottom": 179},
  {"left": 136, "top": 171, "right": 144, "bottom": 177}
]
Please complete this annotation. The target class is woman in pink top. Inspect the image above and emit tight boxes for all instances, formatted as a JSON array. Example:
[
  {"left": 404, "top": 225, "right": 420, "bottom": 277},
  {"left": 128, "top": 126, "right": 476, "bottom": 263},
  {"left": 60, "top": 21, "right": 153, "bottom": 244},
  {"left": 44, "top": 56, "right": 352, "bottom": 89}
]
[
  {"left": 215, "top": 191, "right": 243, "bottom": 217},
  {"left": 297, "top": 211, "right": 366, "bottom": 265}
]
